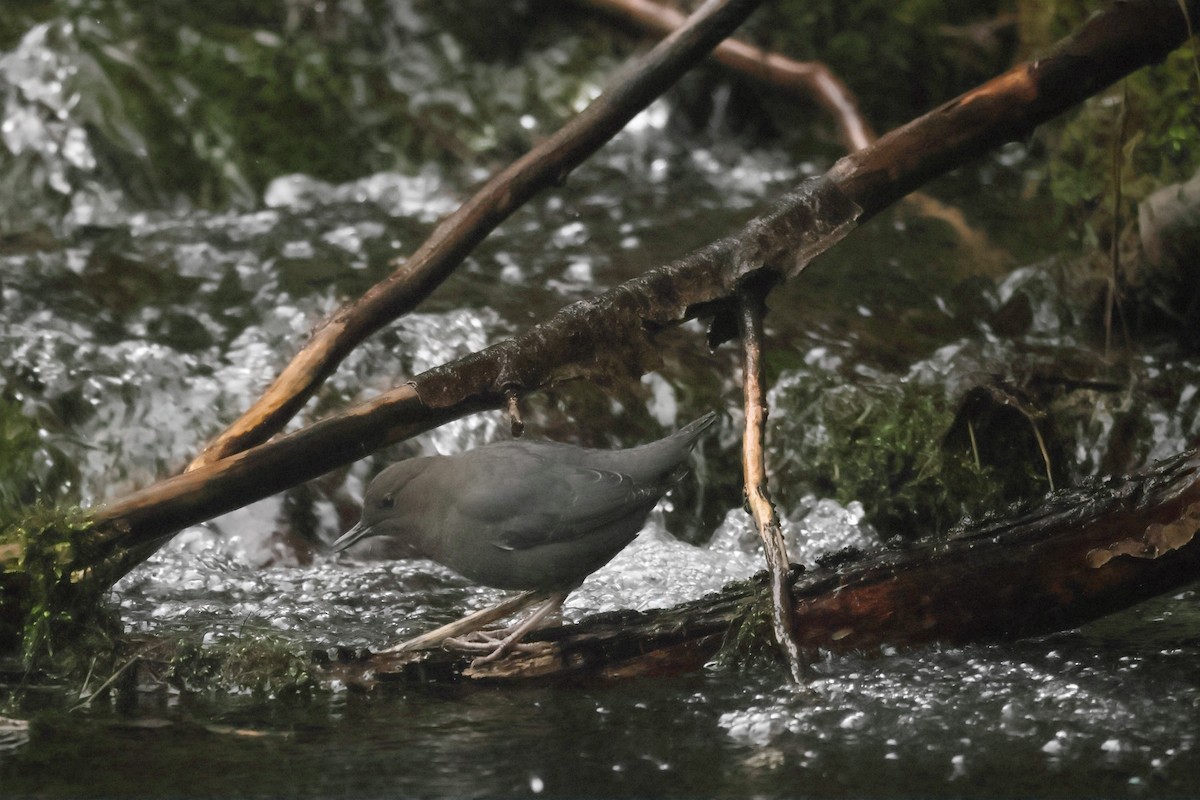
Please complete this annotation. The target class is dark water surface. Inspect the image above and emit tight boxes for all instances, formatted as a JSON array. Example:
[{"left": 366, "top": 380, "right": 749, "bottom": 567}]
[{"left": 6, "top": 609, "right": 1200, "bottom": 797}]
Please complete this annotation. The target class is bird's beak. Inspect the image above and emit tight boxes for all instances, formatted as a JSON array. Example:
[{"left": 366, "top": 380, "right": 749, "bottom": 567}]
[{"left": 331, "top": 520, "right": 372, "bottom": 553}]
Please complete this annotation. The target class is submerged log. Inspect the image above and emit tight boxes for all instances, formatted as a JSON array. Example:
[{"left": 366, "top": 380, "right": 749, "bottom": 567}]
[{"left": 322, "top": 448, "right": 1200, "bottom": 685}]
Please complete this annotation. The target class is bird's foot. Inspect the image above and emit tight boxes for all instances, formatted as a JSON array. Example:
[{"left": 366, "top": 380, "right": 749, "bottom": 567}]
[
  {"left": 442, "top": 631, "right": 540, "bottom": 654},
  {"left": 444, "top": 633, "right": 542, "bottom": 668},
  {"left": 449, "top": 589, "right": 569, "bottom": 668}
]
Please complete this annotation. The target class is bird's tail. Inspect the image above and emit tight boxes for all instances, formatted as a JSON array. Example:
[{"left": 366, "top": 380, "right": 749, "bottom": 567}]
[
  {"left": 610, "top": 411, "right": 719, "bottom": 484},
  {"left": 672, "top": 411, "right": 719, "bottom": 448}
]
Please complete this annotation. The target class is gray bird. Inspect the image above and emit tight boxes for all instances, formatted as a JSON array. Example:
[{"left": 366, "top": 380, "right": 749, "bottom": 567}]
[{"left": 332, "top": 412, "right": 717, "bottom": 664}]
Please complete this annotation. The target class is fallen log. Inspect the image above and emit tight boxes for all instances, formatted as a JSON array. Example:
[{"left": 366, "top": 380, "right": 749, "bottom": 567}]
[{"left": 322, "top": 448, "right": 1200, "bottom": 685}]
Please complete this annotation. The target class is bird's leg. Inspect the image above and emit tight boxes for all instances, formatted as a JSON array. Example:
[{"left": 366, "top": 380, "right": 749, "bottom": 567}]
[
  {"left": 446, "top": 590, "right": 570, "bottom": 667},
  {"left": 380, "top": 589, "right": 549, "bottom": 655}
]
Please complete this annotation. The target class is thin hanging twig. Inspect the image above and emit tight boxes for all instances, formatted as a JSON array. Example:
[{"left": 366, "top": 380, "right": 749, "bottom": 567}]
[
  {"left": 738, "top": 284, "right": 806, "bottom": 684},
  {"left": 1105, "top": 81, "right": 1131, "bottom": 360}
]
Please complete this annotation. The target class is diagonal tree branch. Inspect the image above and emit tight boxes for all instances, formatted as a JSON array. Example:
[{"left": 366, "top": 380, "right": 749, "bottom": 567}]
[
  {"left": 87, "top": 0, "right": 1200, "bottom": 575},
  {"left": 187, "top": 0, "right": 767, "bottom": 471}
]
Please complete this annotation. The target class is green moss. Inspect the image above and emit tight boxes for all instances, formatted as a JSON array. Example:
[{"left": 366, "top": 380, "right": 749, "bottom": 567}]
[
  {"left": 770, "top": 373, "right": 1052, "bottom": 539},
  {"left": 0, "top": 397, "right": 115, "bottom": 668},
  {"left": 0, "top": 400, "right": 44, "bottom": 533},
  {"left": 1042, "top": 48, "right": 1200, "bottom": 241},
  {"left": 0, "top": 505, "right": 116, "bottom": 674},
  {"left": 162, "top": 637, "right": 313, "bottom": 697},
  {"left": 712, "top": 574, "right": 783, "bottom": 669}
]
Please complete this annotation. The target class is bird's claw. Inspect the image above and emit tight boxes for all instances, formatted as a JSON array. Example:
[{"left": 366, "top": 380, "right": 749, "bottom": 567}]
[{"left": 443, "top": 632, "right": 540, "bottom": 660}]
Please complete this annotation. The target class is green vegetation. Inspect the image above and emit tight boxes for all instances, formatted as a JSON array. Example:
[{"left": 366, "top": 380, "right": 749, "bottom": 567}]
[
  {"left": 0, "top": 398, "right": 110, "bottom": 671},
  {"left": 1044, "top": 47, "right": 1200, "bottom": 244},
  {"left": 161, "top": 637, "right": 313, "bottom": 697},
  {"left": 770, "top": 374, "right": 1054, "bottom": 538},
  {"left": 0, "top": 505, "right": 112, "bottom": 673}
]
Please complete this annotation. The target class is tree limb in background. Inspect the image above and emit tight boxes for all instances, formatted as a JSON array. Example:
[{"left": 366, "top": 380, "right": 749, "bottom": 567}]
[
  {"left": 73, "top": 0, "right": 1200, "bottom": 577},
  {"left": 573, "top": 0, "right": 873, "bottom": 150},
  {"left": 575, "top": 0, "right": 1007, "bottom": 268},
  {"left": 187, "top": 0, "right": 767, "bottom": 471},
  {"left": 738, "top": 284, "right": 806, "bottom": 684}
]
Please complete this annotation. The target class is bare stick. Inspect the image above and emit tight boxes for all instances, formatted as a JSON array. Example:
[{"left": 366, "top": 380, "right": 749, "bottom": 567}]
[
  {"left": 188, "top": 0, "right": 766, "bottom": 471},
  {"left": 738, "top": 285, "right": 806, "bottom": 684}
]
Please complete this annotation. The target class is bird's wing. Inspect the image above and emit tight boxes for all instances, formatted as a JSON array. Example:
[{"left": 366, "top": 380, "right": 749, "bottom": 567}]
[{"left": 452, "top": 448, "right": 663, "bottom": 552}]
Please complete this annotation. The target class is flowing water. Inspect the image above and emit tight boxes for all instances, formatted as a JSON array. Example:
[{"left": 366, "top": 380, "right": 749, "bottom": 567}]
[{"left": 2, "top": 3, "right": 1199, "bottom": 797}]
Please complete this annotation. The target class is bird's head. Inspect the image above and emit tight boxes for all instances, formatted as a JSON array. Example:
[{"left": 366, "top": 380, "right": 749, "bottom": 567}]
[{"left": 330, "top": 458, "right": 428, "bottom": 554}]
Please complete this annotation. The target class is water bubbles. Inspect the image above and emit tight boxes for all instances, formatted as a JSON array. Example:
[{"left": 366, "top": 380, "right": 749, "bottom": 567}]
[
  {"left": 282, "top": 240, "right": 316, "bottom": 259},
  {"left": 568, "top": 523, "right": 759, "bottom": 617},
  {"left": 321, "top": 222, "right": 383, "bottom": 255},
  {"left": 1101, "top": 738, "right": 1126, "bottom": 758},
  {"left": 1041, "top": 731, "right": 1069, "bottom": 757},
  {"left": 706, "top": 495, "right": 880, "bottom": 567},
  {"left": 720, "top": 707, "right": 802, "bottom": 747},
  {"left": 839, "top": 711, "right": 867, "bottom": 731},
  {"left": 640, "top": 372, "right": 678, "bottom": 428},
  {"left": 551, "top": 221, "right": 587, "bottom": 248},
  {"left": 61, "top": 125, "right": 94, "bottom": 169},
  {"left": 546, "top": 259, "right": 594, "bottom": 294},
  {"left": 264, "top": 174, "right": 336, "bottom": 209},
  {"left": 263, "top": 169, "right": 456, "bottom": 222}
]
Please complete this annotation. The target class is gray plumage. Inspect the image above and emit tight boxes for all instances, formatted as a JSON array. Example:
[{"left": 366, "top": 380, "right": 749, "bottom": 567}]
[{"left": 332, "top": 412, "right": 717, "bottom": 591}]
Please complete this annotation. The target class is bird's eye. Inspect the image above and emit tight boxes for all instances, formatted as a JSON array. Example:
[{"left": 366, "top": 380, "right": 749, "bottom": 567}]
[{"left": 377, "top": 495, "right": 395, "bottom": 509}]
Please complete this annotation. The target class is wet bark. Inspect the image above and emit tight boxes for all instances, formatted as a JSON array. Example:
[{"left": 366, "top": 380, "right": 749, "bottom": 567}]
[{"left": 323, "top": 448, "right": 1200, "bottom": 685}]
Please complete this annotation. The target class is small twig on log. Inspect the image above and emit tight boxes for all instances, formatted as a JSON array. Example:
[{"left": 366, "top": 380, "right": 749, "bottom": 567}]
[
  {"left": 737, "top": 284, "right": 805, "bottom": 683},
  {"left": 187, "top": 0, "right": 767, "bottom": 471},
  {"left": 71, "top": 652, "right": 141, "bottom": 712},
  {"left": 573, "top": 0, "right": 873, "bottom": 151}
]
